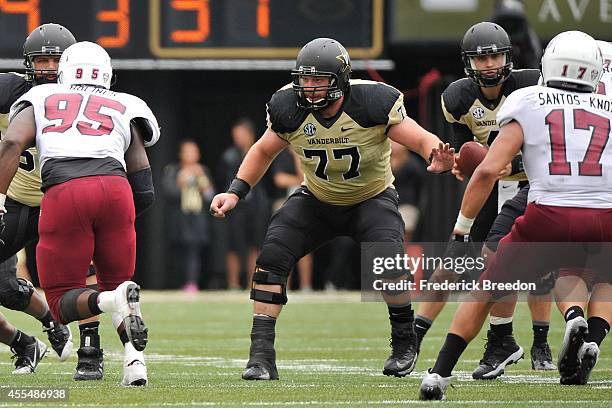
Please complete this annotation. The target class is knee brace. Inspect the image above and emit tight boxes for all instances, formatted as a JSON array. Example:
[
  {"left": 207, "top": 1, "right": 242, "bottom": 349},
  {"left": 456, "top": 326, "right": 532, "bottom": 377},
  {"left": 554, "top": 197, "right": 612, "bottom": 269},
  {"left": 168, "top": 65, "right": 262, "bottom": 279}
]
[
  {"left": 250, "top": 267, "right": 288, "bottom": 305},
  {"left": 0, "top": 277, "right": 34, "bottom": 311}
]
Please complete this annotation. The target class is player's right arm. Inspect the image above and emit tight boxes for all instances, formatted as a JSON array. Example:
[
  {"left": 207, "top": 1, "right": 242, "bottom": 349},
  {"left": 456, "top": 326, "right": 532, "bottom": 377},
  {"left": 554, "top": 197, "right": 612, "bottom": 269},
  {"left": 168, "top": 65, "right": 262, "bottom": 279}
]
[{"left": 210, "top": 128, "right": 288, "bottom": 218}]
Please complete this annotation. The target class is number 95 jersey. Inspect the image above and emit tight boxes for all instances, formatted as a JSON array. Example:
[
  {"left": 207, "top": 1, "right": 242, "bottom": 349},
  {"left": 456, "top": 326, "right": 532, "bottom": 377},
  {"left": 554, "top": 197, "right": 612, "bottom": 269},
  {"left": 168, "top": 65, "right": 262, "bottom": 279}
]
[
  {"left": 10, "top": 83, "right": 159, "bottom": 173},
  {"left": 267, "top": 79, "right": 405, "bottom": 206}
]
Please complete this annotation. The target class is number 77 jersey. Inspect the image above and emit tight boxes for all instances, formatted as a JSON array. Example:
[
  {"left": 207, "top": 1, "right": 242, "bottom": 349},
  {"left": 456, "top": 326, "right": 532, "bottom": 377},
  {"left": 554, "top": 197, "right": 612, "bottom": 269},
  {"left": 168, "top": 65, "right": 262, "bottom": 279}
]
[
  {"left": 9, "top": 83, "right": 160, "bottom": 172},
  {"left": 497, "top": 84, "right": 612, "bottom": 208}
]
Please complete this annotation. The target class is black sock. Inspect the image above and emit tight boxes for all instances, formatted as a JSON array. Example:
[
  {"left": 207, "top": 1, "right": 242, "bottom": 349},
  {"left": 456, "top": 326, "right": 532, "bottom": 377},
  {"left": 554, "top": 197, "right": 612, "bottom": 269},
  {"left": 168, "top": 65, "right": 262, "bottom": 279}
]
[
  {"left": 414, "top": 315, "right": 432, "bottom": 342},
  {"left": 79, "top": 322, "right": 100, "bottom": 349},
  {"left": 564, "top": 306, "right": 584, "bottom": 322},
  {"left": 585, "top": 317, "right": 610, "bottom": 346},
  {"left": 490, "top": 322, "right": 513, "bottom": 337},
  {"left": 532, "top": 323, "right": 549, "bottom": 345},
  {"left": 388, "top": 304, "right": 414, "bottom": 324},
  {"left": 40, "top": 311, "right": 53, "bottom": 329},
  {"left": 431, "top": 333, "right": 468, "bottom": 378},
  {"left": 10, "top": 330, "right": 34, "bottom": 352}
]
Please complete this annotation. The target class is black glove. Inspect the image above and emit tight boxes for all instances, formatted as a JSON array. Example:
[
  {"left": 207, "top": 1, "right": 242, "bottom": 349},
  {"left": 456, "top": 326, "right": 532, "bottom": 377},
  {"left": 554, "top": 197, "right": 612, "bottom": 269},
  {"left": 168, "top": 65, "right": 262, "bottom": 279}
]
[{"left": 443, "top": 233, "right": 481, "bottom": 276}]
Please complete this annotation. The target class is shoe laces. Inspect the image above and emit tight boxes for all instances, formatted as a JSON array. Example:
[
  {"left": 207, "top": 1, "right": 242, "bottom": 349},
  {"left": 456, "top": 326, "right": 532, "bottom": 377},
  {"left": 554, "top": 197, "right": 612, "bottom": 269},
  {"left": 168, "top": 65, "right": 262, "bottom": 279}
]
[
  {"left": 76, "top": 348, "right": 103, "bottom": 371},
  {"left": 43, "top": 323, "right": 67, "bottom": 346},
  {"left": 389, "top": 327, "right": 416, "bottom": 358},
  {"left": 532, "top": 343, "right": 553, "bottom": 361},
  {"left": 480, "top": 334, "right": 504, "bottom": 365},
  {"left": 10, "top": 348, "right": 33, "bottom": 371}
]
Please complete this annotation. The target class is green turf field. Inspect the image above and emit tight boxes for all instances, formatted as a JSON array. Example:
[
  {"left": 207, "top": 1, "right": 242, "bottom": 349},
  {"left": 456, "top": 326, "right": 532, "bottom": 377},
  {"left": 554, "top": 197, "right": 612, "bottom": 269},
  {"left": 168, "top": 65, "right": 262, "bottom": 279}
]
[{"left": 0, "top": 291, "right": 609, "bottom": 407}]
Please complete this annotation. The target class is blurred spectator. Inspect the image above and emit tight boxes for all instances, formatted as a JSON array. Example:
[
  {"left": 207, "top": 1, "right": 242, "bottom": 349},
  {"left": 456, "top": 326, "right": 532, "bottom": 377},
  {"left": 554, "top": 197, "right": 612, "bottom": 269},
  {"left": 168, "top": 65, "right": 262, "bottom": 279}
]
[
  {"left": 491, "top": 0, "right": 542, "bottom": 69},
  {"left": 271, "top": 149, "right": 312, "bottom": 292},
  {"left": 162, "top": 139, "right": 214, "bottom": 292},
  {"left": 390, "top": 141, "right": 426, "bottom": 243},
  {"left": 219, "top": 118, "right": 270, "bottom": 289}
]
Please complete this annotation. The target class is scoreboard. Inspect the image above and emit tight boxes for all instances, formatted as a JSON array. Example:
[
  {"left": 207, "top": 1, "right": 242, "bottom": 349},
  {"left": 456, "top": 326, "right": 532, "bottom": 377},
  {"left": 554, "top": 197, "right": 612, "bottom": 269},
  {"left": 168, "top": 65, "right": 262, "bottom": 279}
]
[{"left": 0, "top": 0, "right": 383, "bottom": 60}]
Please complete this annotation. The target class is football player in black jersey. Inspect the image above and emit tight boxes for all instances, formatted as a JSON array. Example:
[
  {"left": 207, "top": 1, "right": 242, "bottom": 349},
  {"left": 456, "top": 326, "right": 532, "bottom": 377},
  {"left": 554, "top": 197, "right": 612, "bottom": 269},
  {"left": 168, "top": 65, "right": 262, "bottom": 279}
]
[
  {"left": 211, "top": 37, "right": 455, "bottom": 380},
  {"left": 0, "top": 24, "right": 104, "bottom": 380},
  {"left": 414, "top": 22, "right": 556, "bottom": 379}
]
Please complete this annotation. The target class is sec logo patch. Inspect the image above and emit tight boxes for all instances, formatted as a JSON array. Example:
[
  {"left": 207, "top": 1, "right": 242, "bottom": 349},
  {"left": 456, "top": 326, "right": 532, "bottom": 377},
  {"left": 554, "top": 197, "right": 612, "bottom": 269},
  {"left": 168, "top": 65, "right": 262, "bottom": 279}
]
[{"left": 303, "top": 123, "right": 317, "bottom": 137}]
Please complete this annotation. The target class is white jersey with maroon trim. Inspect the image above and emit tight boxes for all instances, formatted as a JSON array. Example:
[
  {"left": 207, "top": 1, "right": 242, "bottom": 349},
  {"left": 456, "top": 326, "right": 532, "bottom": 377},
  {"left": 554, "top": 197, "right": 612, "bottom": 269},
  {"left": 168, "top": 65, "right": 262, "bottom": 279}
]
[
  {"left": 497, "top": 85, "right": 612, "bottom": 208},
  {"left": 10, "top": 83, "right": 159, "bottom": 172}
]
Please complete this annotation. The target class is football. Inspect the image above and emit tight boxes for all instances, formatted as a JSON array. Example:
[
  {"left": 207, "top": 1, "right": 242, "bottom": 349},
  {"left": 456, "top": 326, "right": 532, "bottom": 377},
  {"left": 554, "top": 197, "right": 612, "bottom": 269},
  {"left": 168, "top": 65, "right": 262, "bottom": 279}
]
[{"left": 456, "top": 141, "right": 488, "bottom": 177}]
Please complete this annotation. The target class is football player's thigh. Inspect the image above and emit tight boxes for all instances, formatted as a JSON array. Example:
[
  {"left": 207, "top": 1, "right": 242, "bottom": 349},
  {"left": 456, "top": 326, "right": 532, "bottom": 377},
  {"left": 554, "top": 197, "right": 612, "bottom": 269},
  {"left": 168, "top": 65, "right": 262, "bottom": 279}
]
[
  {"left": 470, "top": 187, "right": 498, "bottom": 242},
  {"left": 257, "top": 192, "right": 334, "bottom": 274},
  {"left": 92, "top": 177, "right": 136, "bottom": 291},
  {"left": 0, "top": 199, "right": 37, "bottom": 263},
  {"left": 484, "top": 184, "right": 529, "bottom": 252},
  {"left": 352, "top": 188, "right": 404, "bottom": 243},
  {"left": 37, "top": 185, "right": 94, "bottom": 297}
]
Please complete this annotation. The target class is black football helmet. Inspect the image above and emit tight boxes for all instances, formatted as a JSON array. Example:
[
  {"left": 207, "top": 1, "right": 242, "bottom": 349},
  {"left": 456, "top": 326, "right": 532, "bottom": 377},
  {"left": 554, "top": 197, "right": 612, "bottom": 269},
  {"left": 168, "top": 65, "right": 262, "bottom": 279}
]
[
  {"left": 23, "top": 23, "right": 76, "bottom": 84},
  {"left": 291, "top": 38, "right": 351, "bottom": 110},
  {"left": 461, "top": 22, "right": 513, "bottom": 87}
]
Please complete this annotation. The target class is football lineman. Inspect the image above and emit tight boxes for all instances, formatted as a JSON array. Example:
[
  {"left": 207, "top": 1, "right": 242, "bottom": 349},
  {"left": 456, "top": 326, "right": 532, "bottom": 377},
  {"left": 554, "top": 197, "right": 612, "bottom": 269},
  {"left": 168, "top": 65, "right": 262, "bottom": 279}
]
[
  {"left": 210, "top": 37, "right": 455, "bottom": 380},
  {"left": 0, "top": 41, "right": 159, "bottom": 386}
]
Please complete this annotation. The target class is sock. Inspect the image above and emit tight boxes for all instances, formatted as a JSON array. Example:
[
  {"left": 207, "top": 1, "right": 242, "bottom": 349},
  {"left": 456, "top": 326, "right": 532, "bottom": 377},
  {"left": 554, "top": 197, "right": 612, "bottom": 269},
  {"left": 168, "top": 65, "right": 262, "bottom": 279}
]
[
  {"left": 564, "top": 306, "right": 584, "bottom": 322},
  {"left": 10, "top": 330, "right": 34, "bottom": 352},
  {"left": 585, "top": 317, "right": 610, "bottom": 346},
  {"left": 414, "top": 315, "right": 432, "bottom": 342},
  {"left": 532, "top": 322, "right": 549, "bottom": 345},
  {"left": 490, "top": 322, "right": 513, "bottom": 338},
  {"left": 39, "top": 311, "right": 53, "bottom": 329},
  {"left": 79, "top": 322, "right": 100, "bottom": 349},
  {"left": 388, "top": 304, "right": 414, "bottom": 324},
  {"left": 431, "top": 333, "right": 468, "bottom": 377},
  {"left": 96, "top": 291, "right": 115, "bottom": 313}
]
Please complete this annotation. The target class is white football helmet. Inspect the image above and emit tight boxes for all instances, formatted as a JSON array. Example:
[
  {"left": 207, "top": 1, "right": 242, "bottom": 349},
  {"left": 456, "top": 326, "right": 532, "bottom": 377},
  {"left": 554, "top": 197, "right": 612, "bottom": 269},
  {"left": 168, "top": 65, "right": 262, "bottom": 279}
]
[
  {"left": 541, "top": 31, "right": 602, "bottom": 92},
  {"left": 58, "top": 41, "right": 112, "bottom": 89}
]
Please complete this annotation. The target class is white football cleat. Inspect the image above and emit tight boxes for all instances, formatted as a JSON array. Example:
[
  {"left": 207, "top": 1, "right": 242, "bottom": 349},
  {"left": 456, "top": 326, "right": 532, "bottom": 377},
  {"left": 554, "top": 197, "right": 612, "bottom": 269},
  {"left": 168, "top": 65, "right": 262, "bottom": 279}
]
[
  {"left": 419, "top": 369, "right": 453, "bottom": 400},
  {"left": 121, "top": 342, "right": 147, "bottom": 386}
]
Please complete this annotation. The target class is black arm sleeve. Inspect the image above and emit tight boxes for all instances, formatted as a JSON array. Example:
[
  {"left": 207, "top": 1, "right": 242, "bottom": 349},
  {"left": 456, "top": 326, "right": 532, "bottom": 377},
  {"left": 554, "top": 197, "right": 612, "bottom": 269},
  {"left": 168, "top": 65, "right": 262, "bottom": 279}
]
[
  {"left": 128, "top": 167, "right": 155, "bottom": 217},
  {"left": 451, "top": 123, "right": 474, "bottom": 152}
]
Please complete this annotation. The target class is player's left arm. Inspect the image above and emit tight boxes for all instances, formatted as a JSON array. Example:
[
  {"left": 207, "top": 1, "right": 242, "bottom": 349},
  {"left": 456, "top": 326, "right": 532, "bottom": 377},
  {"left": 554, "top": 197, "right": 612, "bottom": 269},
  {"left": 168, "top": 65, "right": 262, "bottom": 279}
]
[
  {"left": 125, "top": 119, "right": 154, "bottom": 217},
  {"left": 0, "top": 105, "right": 36, "bottom": 198},
  {"left": 387, "top": 117, "right": 454, "bottom": 173},
  {"left": 453, "top": 120, "right": 524, "bottom": 234}
]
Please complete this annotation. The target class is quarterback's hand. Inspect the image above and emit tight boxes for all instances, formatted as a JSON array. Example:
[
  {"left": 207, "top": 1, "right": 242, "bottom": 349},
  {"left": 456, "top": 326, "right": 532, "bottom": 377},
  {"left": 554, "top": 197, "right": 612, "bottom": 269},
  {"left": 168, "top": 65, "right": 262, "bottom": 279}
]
[
  {"left": 427, "top": 142, "right": 455, "bottom": 173},
  {"left": 451, "top": 155, "right": 465, "bottom": 181},
  {"left": 209, "top": 193, "right": 239, "bottom": 218}
]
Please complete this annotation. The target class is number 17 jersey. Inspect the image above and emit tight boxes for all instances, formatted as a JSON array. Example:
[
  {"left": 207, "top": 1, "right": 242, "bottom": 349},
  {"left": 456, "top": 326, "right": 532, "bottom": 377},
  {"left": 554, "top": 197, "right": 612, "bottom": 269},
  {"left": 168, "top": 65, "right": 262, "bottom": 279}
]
[{"left": 498, "top": 85, "right": 612, "bottom": 208}]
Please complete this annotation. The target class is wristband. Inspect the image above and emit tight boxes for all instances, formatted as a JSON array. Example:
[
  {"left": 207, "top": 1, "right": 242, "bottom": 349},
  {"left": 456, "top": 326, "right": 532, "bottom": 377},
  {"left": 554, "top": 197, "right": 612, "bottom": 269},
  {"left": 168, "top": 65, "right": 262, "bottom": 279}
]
[
  {"left": 454, "top": 212, "right": 474, "bottom": 235},
  {"left": 227, "top": 178, "right": 251, "bottom": 200},
  {"left": 0, "top": 193, "right": 5, "bottom": 209}
]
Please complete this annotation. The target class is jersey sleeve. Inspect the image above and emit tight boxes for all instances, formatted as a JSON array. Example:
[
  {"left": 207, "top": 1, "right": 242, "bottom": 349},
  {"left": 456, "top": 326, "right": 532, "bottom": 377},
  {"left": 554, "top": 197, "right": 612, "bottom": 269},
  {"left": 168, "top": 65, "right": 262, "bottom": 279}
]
[
  {"left": 0, "top": 73, "right": 28, "bottom": 114},
  {"left": 126, "top": 95, "right": 160, "bottom": 147},
  {"left": 386, "top": 91, "right": 407, "bottom": 127},
  {"left": 497, "top": 88, "right": 531, "bottom": 128},
  {"left": 9, "top": 85, "right": 48, "bottom": 121},
  {"left": 265, "top": 84, "right": 301, "bottom": 141}
]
